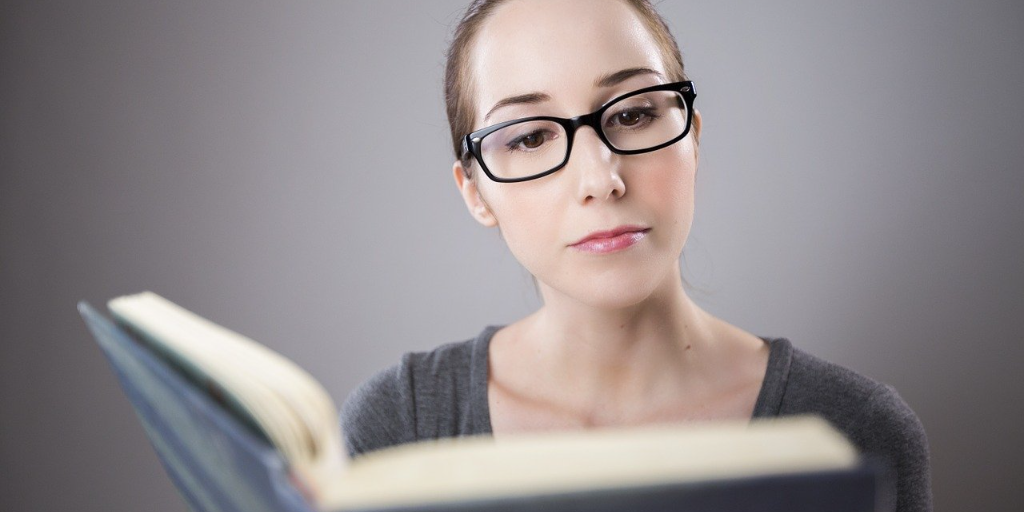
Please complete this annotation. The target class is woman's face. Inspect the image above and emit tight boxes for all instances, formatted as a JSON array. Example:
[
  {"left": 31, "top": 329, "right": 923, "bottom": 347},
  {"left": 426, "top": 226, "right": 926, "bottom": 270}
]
[{"left": 454, "top": 0, "right": 701, "bottom": 309}]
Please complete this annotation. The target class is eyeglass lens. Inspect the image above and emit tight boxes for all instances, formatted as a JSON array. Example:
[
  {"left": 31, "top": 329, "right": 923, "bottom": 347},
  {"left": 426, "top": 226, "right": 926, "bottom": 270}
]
[{"left": 478, "top": 89, "right": 689, "bottom": 180}]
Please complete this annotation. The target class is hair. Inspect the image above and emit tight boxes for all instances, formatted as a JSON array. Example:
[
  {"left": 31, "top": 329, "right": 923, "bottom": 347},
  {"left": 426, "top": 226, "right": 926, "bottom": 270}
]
[{"left": 444, "top": 0, "right": 690, "bottom": 178}]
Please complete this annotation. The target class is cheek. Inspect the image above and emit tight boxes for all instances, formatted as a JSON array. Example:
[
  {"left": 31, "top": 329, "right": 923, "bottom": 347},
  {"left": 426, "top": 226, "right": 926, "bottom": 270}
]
[
  {"left": 637, "top": 142, "right": 697, "bottom": 240},
  {"left": 480, "top": 182, "right": 564, "bottom": 273}
]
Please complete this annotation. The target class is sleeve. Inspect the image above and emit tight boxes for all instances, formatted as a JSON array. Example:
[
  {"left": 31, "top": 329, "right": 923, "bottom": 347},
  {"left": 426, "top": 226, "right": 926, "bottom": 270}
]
[
  {"left": 339, "top": 353, "right": 419, "bottom": 459},
  {"left": 859, "top": 384, "right": 933, "bottom": 512}
]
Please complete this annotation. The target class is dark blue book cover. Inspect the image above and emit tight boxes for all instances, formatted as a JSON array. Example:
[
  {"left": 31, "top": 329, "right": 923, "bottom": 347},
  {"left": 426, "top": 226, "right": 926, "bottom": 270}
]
[{"left": 79, "top": 301, "right": 315, "bottom": 512}]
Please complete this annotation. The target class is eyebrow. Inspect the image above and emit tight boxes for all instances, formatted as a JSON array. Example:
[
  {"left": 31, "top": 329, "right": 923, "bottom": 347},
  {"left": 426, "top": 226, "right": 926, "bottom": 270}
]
[
  {"left": 483, "top": 92, "right": 551, "bottom": 122},
  {"left": 482, "top": 67, "right": 665, "bottom": 123},
  {"left": 594, "top": 66, "right": 664, "bottom": 88}
]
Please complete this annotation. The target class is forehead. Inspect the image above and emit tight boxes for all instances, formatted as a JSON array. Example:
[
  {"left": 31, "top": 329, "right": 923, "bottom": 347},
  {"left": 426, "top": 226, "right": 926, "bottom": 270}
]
[{"left": 469, "top": 0, "right": 666, "bottom": 120}]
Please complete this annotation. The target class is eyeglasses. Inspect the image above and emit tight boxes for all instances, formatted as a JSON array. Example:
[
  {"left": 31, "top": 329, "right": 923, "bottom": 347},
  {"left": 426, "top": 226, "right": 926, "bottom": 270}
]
[{"left": 461, "top": 81, "right": 696, "bottom": 183}]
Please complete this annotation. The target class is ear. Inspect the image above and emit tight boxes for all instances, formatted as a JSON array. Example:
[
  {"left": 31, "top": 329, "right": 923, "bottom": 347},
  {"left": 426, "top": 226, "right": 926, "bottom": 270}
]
[{"left": 453, "top": 161, "right": 498, "bottom": 227}]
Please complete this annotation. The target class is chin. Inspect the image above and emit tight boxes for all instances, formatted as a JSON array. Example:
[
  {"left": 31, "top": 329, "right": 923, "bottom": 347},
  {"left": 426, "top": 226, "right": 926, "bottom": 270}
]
[
  {"left": 558, "top": 266, "right": 666, "bottom": 310},
  {"left": 578, "top": 291, "right": 655, "bottom": 311}
]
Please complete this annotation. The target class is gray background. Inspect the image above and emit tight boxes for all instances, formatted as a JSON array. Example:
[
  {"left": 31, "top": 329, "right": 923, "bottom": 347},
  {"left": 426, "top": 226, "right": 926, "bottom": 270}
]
[{"left": 2, "top": 0, "right": 1022, "bottom": 510}]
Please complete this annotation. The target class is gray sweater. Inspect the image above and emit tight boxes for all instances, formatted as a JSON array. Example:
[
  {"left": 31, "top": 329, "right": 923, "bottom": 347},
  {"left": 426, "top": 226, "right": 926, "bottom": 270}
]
[{"left": 341, "top": 325, "right": 932, "bottom": 512}]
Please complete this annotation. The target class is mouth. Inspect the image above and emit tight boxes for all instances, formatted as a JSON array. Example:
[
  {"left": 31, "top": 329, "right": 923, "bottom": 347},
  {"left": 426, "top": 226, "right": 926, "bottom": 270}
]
[{"left": 569, "top": 225, "right": 651, "bottom": 254}]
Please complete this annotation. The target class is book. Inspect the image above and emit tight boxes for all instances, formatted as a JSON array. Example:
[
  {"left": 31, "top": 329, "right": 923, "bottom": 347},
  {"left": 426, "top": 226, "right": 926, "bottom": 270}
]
[{"left": 79, "top": 291, "right": 889, "bottom": 512}]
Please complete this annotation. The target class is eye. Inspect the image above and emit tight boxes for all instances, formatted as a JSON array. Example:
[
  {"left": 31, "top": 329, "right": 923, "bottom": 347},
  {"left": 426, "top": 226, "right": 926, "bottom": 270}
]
[
  {"left": 616, "top": 110, "right": 644, "bottom": 126},
  {"left": 521, "top": 132, "right": 544, "bottom": 149},
  {"left": 606, "top": 106, "right": 658, "bottom": 130},
  {"left": 507, "top": 129, "right": 556, "bottom": 152}
]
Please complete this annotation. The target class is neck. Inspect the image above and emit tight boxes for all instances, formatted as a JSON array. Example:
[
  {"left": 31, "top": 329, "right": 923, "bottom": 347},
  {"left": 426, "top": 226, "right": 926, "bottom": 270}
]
[{"left": 522, "top": 265, "right": 718, "bottom": 411}]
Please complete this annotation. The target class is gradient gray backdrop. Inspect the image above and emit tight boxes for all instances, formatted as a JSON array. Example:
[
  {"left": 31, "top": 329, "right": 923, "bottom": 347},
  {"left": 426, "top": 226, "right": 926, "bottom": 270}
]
[{"left": 2, "top": 1, "right": 1022, "bottom": 510}]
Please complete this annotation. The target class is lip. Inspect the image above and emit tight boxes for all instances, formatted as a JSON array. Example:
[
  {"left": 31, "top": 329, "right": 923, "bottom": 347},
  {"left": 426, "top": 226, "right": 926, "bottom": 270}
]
[{"left": 569, "top": 225, "right": 651, "bottom": 254}]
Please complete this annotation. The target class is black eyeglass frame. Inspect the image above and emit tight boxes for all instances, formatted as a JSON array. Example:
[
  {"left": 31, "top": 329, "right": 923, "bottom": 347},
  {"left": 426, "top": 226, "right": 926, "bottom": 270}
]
[{"left": 461, "top": 80, "right": 696, "bottom": 183}]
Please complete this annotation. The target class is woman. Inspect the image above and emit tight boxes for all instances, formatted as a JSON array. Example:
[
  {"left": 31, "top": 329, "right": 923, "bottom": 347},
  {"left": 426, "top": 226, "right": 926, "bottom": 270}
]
[{"left": 342, "top": 0, "right": 932, "bottom": 511}]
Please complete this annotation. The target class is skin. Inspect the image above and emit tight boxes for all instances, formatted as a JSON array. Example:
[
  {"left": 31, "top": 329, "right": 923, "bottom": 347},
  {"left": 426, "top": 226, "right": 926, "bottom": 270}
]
[{"left": 452, "top": 0, "right": 770, "bottom": 435}]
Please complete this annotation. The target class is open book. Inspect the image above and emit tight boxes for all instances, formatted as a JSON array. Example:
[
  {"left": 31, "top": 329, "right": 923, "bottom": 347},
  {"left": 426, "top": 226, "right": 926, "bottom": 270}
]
[{"left": 81, "top": 291, "right": 887, "bottom": 512}]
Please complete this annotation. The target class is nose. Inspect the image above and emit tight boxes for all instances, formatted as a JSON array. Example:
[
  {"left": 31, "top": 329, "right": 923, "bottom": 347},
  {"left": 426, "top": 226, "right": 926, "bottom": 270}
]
[{"left": 568, "top": 127, "right": 625, "bottom": 204}]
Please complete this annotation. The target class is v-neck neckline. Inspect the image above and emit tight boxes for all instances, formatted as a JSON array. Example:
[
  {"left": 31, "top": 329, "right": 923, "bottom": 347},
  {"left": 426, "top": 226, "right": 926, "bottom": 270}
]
[{"left": 467, "top": 325, "right": 794, "bottom": 435}]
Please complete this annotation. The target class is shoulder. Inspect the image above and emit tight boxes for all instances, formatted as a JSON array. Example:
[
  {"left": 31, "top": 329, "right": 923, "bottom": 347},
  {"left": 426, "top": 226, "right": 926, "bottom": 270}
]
[
  {"left": 854, "top": 383, "right": 933, "bottom": 512},
  {"left": 339, "top": 353, "right": 417, "bottom": 458},
  {"left": 781, "top": 347, "right": 921, "bottom": 435},
  {"left": 783, "top": 346, "right": 883, "bottom": 412},
  {"left": 340, "top": 332, "right": 489, "bottom": 458},
  {"left": 783, "top": 346, "right": 929, "bottom": 454},
  {"left": 782, "top": 346, "right": 933, "bottom": 511}
]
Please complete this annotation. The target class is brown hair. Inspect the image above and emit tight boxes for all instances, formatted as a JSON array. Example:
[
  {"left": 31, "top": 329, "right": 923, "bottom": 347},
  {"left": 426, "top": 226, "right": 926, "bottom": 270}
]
[{"left": 443, "top": 0, "right": 689, "bottom": 178}]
